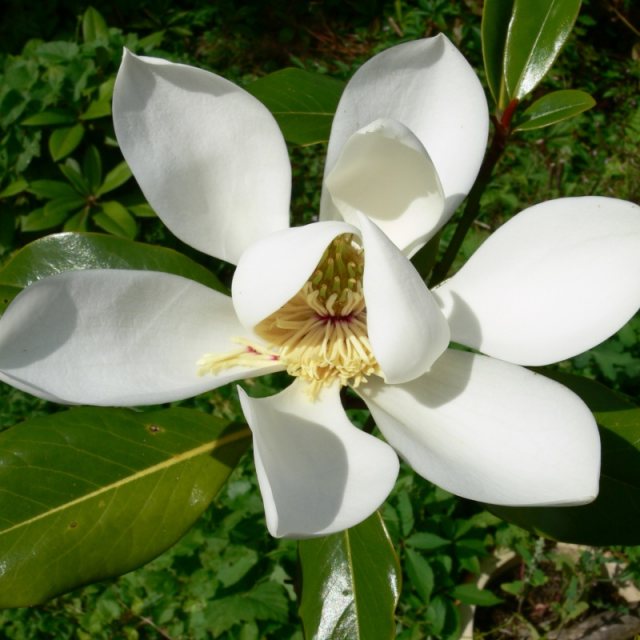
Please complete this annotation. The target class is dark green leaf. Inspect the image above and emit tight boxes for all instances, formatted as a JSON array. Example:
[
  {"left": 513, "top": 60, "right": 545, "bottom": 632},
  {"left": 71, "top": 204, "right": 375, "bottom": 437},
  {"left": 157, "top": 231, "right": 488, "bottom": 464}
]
[
  {"left": 514, "top": 90, "right": 595, "bottom": 131},
  {"left": 481, "top": 0, "right": 515, "bottom": 107},
  {"left": 405, "top": 548, "right": 434, "bottom": 602},
  {"left": 49, "top": 124, "right": 85, "bottom": 161},
  {"left": 95, "top": 201, "right": 137, "bottom": 238},
  {"left": 63, "top": 210, "right": 89, "bottom": 232},
  {"left": 406, "top": 531, "right": 451, "bottom": 550},
  {"left": 20, "top": 206, "right": 77, "bottom": 232},
  {"left": 0, "top": 178, "right": 28, "bottom": 198},
  {"left": 43, "top": 195, "right": 86, "bottom": 218},
  {"left": 299, "top": 512, "right": 400, "bottom": 640},
  {"left": 28, "top": 179, "right": 79, "bottom": 199},
  {"left": 202, "top": 582, "right": 288, "bottom": 636},
  {"left": 82, "top": 6, "right": 109, "bottom": 43},
  {"left": 0, "top": 232, "right": 225, "bottom": 293},
  {"left": 97, "top": 161, "right": 132, "bottom": 196},
  {"left": 504, "top": 0, "right": 582, "bottom": 101},
  {"left": 0, "top": 407, "right": 250, "bottom": 607},
  {"left": 83, "top": 146, "right": 103, "bottom": 192},
  {"left": 247, "top": 68, "right": 344, "bottom": 145},
  {"left": 490, "top": 372, "right": 640, "bottom": 545},
  {"left": 21, "top": 109, "right": 76, "bottom": 126},
  {"left": 59, "top": 159, "right": 91, "bottom": 196},
  {"left": 450, "top": 583, "right": 503, "bottom": 606},
  {"left": 426, "top": 595, "right": 460, "bottom": 640}
]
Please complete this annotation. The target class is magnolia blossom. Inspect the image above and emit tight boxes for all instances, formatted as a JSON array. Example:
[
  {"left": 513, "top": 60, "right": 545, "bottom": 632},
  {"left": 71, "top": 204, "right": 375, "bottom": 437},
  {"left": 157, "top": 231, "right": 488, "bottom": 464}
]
[{"left": 1, "top": 37, "right": 640, "bottom": 539}]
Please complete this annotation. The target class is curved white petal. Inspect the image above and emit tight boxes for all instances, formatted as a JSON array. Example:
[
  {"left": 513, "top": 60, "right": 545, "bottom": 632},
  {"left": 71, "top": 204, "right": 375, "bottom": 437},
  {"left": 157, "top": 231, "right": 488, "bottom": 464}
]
[
  {"left": 0, "top": 270, "right": 282, "bottom": 405},
  {"left": 0, "top": 372, "right": 67, "bottom": 404},
  {"left": 323, "top": 119, "right": 445, "bottom": 256},
  {"left": 359, "top": 349, "right": 600, "bottom": 505},
  {"left": 232, "top": 221, "right": 355, "bottom": 329},
  {"left": 113, "top": 50, "right": 291, "bottom": 264},
  {"left": 238, "top": 379, "right": 399, "bottom": 538},
  {"left": 435, "top": 197, "right": 640, "bottom": 365},
  {"left": 359, "top": 214, "right": 449, "bottom": 383},
  {"left": 322, "top": 35, "right": 488, "bottom": 225}
]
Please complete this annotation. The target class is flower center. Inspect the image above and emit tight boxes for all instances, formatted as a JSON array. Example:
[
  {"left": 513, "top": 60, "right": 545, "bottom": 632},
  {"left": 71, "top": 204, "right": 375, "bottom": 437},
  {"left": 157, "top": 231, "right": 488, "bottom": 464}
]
[{"left": 198, "top": 233, "right": 381, "bottom": 397}]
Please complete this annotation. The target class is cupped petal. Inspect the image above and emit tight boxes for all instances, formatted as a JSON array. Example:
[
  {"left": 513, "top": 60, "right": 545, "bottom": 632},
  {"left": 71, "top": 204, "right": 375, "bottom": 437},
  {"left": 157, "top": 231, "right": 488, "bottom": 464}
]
[
  {"left": 238, "top": 379, "right": 399, "bottom": 538},
  {"left": 359, "top": 214, "right": 449, "bottom": 383},
  {"left": 359, "top": 349, "right": 600, "bottom": 505},
  {"left": 323, "top": 118, "right": 445, "bottom": 256},
  {"left": 0, "top": 270, "right": 282, "bottom": 405},
  {"left": 434, "top": 197, "right": 640, "bottom": 365},
  {"left": 232, "top": 220, "right": 355, "bottom": 329},
  {"left": 113, "top": 50, "right": 291, "bottom": 264},
  {"left": 322, "top": 34, "right": 488, "bottom": 225}
]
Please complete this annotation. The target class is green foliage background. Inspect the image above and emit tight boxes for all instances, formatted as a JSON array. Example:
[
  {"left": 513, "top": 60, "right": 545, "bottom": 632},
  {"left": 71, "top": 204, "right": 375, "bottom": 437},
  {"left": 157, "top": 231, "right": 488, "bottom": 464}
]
[{"left": 0, "top": 0, "right": 639, "bottom": 638}]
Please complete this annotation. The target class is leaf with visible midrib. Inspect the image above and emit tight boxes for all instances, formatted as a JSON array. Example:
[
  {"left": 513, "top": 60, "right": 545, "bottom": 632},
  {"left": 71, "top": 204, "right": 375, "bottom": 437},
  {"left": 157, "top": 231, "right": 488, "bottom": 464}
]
[
  {"left": 298, "top": 512, "right": 400, "bottom": 640},
  {"left": 0, "top": 407, "right": 250, "bottom": 607}
]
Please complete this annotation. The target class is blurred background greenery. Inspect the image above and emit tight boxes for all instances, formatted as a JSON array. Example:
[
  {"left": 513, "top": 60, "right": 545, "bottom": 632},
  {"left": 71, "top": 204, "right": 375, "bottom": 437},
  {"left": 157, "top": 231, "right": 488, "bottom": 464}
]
[{"left": 0, "top": 0, "right": 639, "bottom": 638}]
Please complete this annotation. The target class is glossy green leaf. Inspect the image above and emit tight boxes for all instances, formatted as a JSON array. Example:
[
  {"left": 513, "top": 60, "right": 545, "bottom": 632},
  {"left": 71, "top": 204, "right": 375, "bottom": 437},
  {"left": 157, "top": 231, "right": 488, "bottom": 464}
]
[
  {"left": 298, "top": 512, "right": 400, "bottom": 640},
  {"left": 481, "top": 0, "right": 515, "bottom": 107},
  {"left": 28, "top": 179, "right": 79, "bottom": 199},
  {"left": 490, "top": 372, "right": 640, "bottom": 545},
  {"left": 504, "top": 0, "right": 582, "bottom": 101},
  {"left": 21, "top": 109, "right": 76, "bottom": 126},
  {"left": 82, "top": 6, "right": 109, "bottom": 43},
  {"left": 95, "top": 201, "right": 137, "bottom": 238},
  {"left": 96, "top": 161, "right": 132, "bottom": 196},
  {"left": 83, "top": 145, "right": 103, "bottom": 192},
  {"left": 0, "top": 407, "right": 250, "bottom": 607},
  {"left": 63, "top": 210, "right": 89, "bottom": 232},
  {"left": 0, "top": 178, "right": 28, "bottom": 198},
  {"left": 514, "top": 89, "right": 595, "bottom": 131},
  {"left": 0, "top": 285, "right": 21, "bottom": 313},
  {"left": 0, "top": 232, "right": 225, "bottom": 298},
  {"left": 49, "top": 124, "right": 85, "bottom": 161},
  {"left": 450, "top": 584, "right": 503, "bottom": 606},
  {"left": 247, "top": 68, "right": 344, "bottom": 145}
]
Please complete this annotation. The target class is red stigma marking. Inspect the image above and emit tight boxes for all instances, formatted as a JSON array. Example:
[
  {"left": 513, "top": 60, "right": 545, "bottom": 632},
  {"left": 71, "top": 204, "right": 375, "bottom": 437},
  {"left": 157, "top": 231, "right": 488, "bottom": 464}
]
[
  {"left": 317, "top": 313, "right": 354, "bottom": 325},
  {"left": 246, "top": 346, "right": 258, "bottom": 354},
  {"left": 269, "top": 355, "right": 280, "bottom": 361}
]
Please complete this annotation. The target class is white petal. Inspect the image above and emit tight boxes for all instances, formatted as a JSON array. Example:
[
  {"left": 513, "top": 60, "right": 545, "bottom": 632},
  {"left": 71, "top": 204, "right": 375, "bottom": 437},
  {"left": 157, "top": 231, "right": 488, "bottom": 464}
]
[
  {"left": 232, "top": 221, "right": 355, "bottom": 329},
  {"left": 435, "top": 197, "right": 640, "bottom": 365},
  {"left": 359, "top": 349, "right": 600, "bottom": 505},
  {"left": 359, "top": 214, "right": 449, "bottom": 383},
  {"left": 322, "top": 35, "right": 488, "bottom": 226},
  {"left": 323, "top": 118, "right": 445, "bottom": 256},
  {"left": 0, "top": 270, "right": 282, "bottom": 405},
  {"left": 0, "top": 372, "right": 67, "bottom": 404},
  {"left": 113, "top": 50, "right": 291, "bottom": 264},
  {"left": 238, "top": 379, "right": 399, "bottom": 538}
]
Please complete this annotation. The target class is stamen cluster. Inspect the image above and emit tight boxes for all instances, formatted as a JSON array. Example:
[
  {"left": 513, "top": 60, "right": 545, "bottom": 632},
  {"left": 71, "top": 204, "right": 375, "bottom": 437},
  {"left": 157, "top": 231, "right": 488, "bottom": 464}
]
[
  {"left": 198, "top": 234, "right": 380, "bottom": 396},
  {"left": 256, "top": 234, "right": 380, "bottom": 395}
]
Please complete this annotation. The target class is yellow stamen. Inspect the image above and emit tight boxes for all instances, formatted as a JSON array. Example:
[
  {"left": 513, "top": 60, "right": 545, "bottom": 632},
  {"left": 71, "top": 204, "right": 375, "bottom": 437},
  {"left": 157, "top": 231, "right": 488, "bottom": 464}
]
[{"left": 198, "top": 234, "right": 381, "bottom": 397}]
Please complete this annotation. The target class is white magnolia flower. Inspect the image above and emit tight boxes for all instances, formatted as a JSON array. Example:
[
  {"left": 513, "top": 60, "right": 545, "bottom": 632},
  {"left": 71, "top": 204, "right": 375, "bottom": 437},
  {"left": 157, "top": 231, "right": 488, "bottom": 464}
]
[{"left": 1, "top": 37, "right": 640, "bottom": 539}]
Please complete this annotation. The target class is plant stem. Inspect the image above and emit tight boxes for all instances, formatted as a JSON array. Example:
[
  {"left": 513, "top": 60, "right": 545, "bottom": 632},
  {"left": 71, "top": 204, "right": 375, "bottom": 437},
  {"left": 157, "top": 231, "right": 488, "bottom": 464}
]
[{"left": 429, "top": 100, "right": 517, "bottom": 287}]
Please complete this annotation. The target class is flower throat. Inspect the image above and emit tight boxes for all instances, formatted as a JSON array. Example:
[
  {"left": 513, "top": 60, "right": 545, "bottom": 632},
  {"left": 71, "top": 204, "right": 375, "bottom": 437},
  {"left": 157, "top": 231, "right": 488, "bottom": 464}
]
[{"left": 198, "top": 234, "right": 381, "bottom": 396}]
